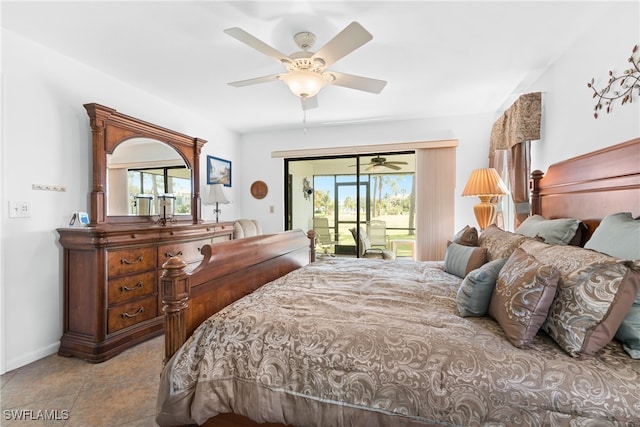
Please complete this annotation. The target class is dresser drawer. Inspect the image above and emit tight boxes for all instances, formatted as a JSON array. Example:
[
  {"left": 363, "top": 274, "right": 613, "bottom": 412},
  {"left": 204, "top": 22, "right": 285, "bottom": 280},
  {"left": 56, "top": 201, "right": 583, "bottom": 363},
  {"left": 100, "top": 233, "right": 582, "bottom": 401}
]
[
  {"left": 108, "top": 271, "right": 156, "bottom": 305},
  {"left": 158, "top": 239, "right": 209, "bottom": 267},
  {"left": 212, "top": 234, "right": 232, "bottom": 244},
  {"left": 107, "top": 295, "right": 158, "bottom": 334},
  {"left": 108, "top": 247, "right": 156, "bottom": 278}
]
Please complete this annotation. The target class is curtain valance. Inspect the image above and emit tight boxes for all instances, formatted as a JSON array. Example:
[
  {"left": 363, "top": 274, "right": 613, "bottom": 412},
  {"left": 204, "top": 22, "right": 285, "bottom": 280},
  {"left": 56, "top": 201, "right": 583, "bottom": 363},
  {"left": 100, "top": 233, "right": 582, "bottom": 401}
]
[{"left": 489, "top": 92, "right": 541, "bottom": 157}]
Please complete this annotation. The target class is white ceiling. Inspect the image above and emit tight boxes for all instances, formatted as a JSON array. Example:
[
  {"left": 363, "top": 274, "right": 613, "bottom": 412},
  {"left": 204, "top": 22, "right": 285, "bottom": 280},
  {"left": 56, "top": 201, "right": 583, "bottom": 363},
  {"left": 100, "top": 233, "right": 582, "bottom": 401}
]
[{"left": 2, "top": 1, "right": 617, "bottom": 134}]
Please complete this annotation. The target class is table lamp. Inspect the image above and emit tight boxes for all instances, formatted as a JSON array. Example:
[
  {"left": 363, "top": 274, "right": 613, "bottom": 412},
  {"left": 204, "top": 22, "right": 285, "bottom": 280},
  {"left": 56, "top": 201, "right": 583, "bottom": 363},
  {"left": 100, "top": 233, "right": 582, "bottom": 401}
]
[
  {"left": 461, "top": 168, "right": 509, "bottom": 230},
  {"left": 205, "top": 184, "right": 230, "bottom": 223}
]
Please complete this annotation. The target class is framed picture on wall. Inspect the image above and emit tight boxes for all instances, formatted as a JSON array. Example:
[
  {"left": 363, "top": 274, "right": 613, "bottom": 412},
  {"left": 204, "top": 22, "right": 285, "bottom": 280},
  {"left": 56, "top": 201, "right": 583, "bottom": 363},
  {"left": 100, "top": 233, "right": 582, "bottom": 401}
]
[{"left": 207, "top": 156, "right": 232, "bottom": 187}]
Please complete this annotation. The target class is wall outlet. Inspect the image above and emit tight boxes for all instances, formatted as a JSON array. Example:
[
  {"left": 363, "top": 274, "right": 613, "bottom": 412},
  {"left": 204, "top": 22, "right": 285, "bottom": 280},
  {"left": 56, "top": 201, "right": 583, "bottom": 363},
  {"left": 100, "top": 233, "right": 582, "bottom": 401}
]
[{"left": 9, "top": 201, "right": 31, "bottom": 218}]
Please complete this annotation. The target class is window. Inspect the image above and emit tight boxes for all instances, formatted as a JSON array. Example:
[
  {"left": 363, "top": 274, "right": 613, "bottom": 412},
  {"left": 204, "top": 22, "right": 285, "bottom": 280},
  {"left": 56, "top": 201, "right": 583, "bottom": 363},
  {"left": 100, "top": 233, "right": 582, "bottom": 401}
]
[{"left": 127, "top": 166, "right": 191, "bottom": 215}]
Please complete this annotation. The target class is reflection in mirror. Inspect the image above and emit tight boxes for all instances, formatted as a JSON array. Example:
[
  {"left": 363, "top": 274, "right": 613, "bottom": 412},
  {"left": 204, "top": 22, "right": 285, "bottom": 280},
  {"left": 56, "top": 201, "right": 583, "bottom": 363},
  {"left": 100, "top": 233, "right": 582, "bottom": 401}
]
[{"left": 107, "top": 138, "right": 191, "bottom": 216}]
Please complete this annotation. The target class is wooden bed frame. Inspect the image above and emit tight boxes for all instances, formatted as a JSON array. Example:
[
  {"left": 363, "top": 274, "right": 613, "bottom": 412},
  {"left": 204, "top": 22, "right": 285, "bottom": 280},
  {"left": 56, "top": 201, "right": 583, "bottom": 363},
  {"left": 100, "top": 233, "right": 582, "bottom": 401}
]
[{"left": 160, "top": 137, "right": 639, "bottom": 427}]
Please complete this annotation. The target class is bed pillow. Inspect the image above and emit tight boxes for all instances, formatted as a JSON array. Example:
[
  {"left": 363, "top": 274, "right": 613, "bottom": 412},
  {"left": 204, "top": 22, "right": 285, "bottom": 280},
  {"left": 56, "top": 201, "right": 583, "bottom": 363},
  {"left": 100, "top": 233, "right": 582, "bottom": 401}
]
[
  {"left": 583, "top": 212, "right": 640, "bottom": 358},
  {"left": 489, "top": 248, "right": 559, "bottom": 349},
  {"left": 478, "top": 225, "right": 532, "bottom": 261},
  {"left": 451, "top": 225, "right": 478, "bottom": 247},
  {"left": 584, "top": 212, "right": 640, "bottom": 260},
  {"left": 444, "top": 242, "right": 487, "bottom": 278},
  {"left": 616, "top": 293, "right": 640, "bottom": 359},
  {"left": 519, "top": 239, "right": 640, "bottom": 357},
  {"left": 515, "top": 215, "right": 581, "bottom": 245},
  {"left": 456, "top": 258, "right": 508, "bottom": 317}
]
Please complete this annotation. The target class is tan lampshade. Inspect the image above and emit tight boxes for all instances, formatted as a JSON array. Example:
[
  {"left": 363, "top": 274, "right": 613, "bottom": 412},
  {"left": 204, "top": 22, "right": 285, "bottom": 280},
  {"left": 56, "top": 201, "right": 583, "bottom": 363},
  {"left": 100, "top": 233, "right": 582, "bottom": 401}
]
[
  {"left": 461, "top": 168, "right": 509, "bottom": 197},
  {"left": 462, "top": 168, "right": 509, "bottom": 230}
]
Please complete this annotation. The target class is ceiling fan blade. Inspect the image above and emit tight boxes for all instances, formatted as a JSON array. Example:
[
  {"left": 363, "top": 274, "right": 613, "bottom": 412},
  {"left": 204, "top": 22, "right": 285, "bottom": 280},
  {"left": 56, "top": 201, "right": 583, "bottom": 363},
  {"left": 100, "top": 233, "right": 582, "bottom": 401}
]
[
  {"left": 330, "top": 72, "right": 387, "bottom": 94},
  {"left": 387, "top": 161, "right": 409, "bottom": 166},
  {"left": 311, "top": 22, "right": 372, "bottom": 67},
  {"left": 227, "top": 74, "right": 282, "bottom": 87},
  {"left": 224, "top": 27, "right": 291, "bottom": 65},
  {"left": 301, "top": 96, "right": 319, "bottom": 110},
  {"left": 384, "top": 164, "right": 402, "bottom": 171}
]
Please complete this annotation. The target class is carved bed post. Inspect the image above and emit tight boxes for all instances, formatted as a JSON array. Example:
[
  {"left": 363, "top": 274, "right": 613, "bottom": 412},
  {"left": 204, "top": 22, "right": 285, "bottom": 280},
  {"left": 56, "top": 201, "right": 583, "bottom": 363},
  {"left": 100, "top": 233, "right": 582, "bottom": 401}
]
[
  {"left": 161, "top": 256, "right": 189, "bottom": 364},
  {"left": 307, "top": 230, "right": 316, "bottom": 263},
  {"left": 530, "top": 170, "right": 544, "bottom": 216}
]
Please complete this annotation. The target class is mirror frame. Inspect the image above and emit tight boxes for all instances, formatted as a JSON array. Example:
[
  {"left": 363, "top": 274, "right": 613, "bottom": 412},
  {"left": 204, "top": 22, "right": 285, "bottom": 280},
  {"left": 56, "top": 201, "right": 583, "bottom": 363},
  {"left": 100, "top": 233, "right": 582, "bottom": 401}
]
[{"left": 84, "top": 103, "right": 207, "bottom": 225}]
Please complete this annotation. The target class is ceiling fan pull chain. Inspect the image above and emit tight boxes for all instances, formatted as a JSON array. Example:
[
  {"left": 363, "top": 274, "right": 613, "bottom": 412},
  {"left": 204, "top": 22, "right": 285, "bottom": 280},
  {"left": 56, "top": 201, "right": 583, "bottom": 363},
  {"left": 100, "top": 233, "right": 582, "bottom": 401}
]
[{"left": 303, "top": 110, "right": 307, "bottom": 135}]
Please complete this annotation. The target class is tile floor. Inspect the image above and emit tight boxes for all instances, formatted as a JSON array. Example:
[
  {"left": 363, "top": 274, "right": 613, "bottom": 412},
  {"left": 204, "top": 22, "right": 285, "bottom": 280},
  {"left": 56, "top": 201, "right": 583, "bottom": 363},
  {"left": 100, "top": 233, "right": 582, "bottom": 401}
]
[{"left": 1, "top": 336, "right": 164, "bottom": 426}]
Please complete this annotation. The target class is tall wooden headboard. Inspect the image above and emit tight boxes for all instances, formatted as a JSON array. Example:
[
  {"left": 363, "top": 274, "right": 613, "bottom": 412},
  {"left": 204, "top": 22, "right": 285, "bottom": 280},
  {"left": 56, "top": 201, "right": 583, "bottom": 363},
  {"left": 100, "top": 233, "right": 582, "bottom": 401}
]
[{"left": 531, "top": 137, "right": 640, "bottom": 243}]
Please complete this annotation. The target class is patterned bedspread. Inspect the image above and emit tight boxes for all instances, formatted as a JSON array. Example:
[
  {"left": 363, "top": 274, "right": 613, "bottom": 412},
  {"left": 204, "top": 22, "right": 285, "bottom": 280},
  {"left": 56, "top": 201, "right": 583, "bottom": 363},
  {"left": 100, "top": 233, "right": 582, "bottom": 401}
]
[{"left": 156, "top": 258, "right": 640, "bottom": 426}]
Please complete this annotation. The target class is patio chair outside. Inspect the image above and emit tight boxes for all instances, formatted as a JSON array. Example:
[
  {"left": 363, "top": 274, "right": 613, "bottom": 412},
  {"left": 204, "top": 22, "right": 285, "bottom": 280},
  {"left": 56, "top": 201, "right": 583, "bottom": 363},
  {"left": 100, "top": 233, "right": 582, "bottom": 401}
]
[
  {"left": 313, "top": 217, "right": 338, "bottom": 255},
  {"left": 367, "top": 220, "right": 388, "bottom": 249}
]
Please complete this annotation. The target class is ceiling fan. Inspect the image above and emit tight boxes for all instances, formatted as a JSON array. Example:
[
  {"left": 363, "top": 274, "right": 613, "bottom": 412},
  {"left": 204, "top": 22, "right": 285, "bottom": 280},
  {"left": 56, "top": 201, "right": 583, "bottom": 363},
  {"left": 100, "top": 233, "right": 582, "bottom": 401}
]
[
  {"left": 353, "top": 156, "right": 409, "bottom": 171},
  {"left": 224, "top": 22, "right": 387, "bottom": 110}
]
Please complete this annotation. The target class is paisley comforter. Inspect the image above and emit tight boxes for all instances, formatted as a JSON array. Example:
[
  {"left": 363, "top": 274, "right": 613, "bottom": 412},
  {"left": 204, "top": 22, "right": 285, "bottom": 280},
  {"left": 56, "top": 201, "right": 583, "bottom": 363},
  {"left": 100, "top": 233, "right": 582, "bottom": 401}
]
[{"left": 156, "top": 258, "right": 640, "bottom": 426}]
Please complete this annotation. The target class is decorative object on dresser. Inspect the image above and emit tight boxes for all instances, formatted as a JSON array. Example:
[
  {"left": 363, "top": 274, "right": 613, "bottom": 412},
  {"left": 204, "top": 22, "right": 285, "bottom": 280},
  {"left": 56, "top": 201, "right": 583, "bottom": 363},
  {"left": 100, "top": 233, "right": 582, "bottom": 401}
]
[
  {"left": 461, "top": 167, "right": 510, "bottom": 230},
  {"left": 57, "top": 103, "right": 234, "bottom": 362},
  {"left": 204, "top": 184, "right": 230, "bottom": 223}
]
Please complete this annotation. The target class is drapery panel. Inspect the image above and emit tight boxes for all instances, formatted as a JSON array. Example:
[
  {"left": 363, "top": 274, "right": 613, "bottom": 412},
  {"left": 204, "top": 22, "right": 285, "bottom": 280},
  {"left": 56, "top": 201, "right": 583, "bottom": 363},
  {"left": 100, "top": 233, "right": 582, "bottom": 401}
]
[{"left": 489, "top": 92, "right": 541, "bottom": 228}]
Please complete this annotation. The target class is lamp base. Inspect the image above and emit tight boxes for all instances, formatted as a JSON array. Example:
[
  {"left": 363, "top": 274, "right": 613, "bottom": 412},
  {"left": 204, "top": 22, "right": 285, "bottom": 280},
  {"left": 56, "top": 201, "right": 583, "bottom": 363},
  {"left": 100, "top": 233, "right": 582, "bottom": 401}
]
[{"left": 473, "top": 199, "right": 497, "bottom": 231}]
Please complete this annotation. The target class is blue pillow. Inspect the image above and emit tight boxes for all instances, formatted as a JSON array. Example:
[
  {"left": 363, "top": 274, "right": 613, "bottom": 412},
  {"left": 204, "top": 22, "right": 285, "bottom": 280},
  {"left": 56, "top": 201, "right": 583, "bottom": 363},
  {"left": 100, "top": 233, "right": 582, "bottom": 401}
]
[
  {"left": 515, "top": 215, "right": 580, "bottom": 245},
  {"left": 444, "top": 242, "right": 487, "bottom": 278},
  {"left": 584, "top": 212, "right": 640, "bottom": 260},
  {"left": 616, "top": 291, "right": 640, "bottom": 359},
  {"left": 456, "top": 258, "right": 508, "bottom": 317}
]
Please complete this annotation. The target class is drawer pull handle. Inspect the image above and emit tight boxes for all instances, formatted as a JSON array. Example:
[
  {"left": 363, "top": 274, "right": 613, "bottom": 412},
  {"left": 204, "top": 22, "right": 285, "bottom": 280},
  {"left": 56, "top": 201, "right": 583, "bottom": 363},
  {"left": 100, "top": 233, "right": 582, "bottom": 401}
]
[
  {"left": 120, "top": 256, "right": 143, "bottom": 265},
  {"left": 120, "top": 282, "right": 143, "bottom": 292},
  {"left": 165, "top": 250, "right": 183, "bottom": 258},
  {"left": 121, "top": 307, "right": 144, "bottom": 319}
]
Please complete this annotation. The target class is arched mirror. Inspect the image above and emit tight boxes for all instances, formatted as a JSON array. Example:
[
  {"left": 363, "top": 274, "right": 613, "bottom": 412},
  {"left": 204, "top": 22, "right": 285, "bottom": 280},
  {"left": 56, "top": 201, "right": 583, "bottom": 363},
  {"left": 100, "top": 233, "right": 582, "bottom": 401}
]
[
  {"left": 107, "top": 138, "right": 191, "bottom": 216},
  {"left": 85, "top": 103, "right": 206, "bottom": 225}
]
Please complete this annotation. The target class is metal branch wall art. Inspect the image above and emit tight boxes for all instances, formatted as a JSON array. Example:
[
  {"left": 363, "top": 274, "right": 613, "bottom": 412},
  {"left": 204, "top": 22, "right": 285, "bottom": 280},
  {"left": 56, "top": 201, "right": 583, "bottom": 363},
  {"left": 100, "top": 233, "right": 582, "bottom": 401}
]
[{"left": 588, "top": 45, "right": 640, "bottom": 118}]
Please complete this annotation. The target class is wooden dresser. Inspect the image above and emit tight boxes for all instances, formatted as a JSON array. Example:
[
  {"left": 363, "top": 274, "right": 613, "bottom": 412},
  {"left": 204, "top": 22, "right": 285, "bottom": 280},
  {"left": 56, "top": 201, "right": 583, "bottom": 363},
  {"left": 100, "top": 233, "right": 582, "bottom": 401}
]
[{"left": 57, "top": 221, "right": 234, "bottom": 362}]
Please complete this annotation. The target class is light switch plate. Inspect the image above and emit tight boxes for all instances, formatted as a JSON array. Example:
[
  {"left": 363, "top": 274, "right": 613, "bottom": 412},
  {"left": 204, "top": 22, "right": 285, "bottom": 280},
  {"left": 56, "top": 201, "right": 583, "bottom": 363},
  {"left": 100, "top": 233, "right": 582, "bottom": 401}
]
[{"left": 9, "top": 201, "right": 31, "bottom": 218}]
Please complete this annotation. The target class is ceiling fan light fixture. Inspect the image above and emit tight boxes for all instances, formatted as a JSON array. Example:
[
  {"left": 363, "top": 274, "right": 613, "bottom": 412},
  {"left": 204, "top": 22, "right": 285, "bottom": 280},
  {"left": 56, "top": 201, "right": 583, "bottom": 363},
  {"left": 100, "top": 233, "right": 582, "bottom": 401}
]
[{"left": 280, "top": 70, "right": 328, "bottom": 98}]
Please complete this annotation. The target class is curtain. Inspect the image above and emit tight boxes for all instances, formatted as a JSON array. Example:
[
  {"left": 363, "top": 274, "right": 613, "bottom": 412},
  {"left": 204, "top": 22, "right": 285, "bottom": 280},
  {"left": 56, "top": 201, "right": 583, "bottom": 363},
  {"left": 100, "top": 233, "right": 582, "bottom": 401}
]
[
  {"left": 489, "top": 92, "right": 541, "bottom": 228},
  {"left": 415, "top": 147, "right": 456, "bottom": 261}
]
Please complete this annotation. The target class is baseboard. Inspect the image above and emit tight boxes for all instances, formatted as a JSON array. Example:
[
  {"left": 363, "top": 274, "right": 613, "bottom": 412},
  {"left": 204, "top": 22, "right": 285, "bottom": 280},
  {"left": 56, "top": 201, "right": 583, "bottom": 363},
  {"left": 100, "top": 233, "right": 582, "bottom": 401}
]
[{"left": 5, "top": 341, "right": 60, "bottom": 373}]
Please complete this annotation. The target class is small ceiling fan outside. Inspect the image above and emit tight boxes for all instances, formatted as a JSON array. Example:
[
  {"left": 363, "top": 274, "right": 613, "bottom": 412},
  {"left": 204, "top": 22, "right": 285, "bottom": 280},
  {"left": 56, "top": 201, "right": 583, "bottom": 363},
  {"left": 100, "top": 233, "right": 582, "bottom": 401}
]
[
  {"left": 224, "top": 22, "right": 387, "bottom": 110},
  {"left": 352, "top": 156, "right": 409, "bottom": 171}
]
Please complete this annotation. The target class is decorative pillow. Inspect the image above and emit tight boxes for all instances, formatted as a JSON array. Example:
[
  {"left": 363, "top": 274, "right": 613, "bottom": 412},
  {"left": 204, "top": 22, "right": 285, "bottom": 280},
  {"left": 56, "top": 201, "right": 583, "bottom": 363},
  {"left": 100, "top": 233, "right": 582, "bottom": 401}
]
[
  {"left": 452, "top": 225, "right": 478, "bottom": 247},
  {"left": 519, "top": 239, "right": 640, "bottom": 357},
  {"left": 584, "top": 212, "right": 640, "bottom": 260},
  {"left": 456, "top": 258, "right": 508, "bottom": 317},
  {"left": 515, "top": 215, "right": 581, "bottom": 245},
  {"left": 489, "top": 248, "right": 559, "bottom": 348},
  {"left": 583, "top": 212, "right": 640, "bottom": 358},
  {"left": 444, "top": 242, "right": 487, "bottom": 279},
  {"left": 478, "top": 225, "right": 533, "bottom": 261}
]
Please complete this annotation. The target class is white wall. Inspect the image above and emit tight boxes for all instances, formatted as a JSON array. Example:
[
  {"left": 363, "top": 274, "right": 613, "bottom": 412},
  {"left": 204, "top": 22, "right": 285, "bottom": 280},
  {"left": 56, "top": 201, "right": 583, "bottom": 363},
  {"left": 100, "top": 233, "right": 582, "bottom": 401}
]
[
  {"left": 528, "top": 3, "right": 639, "bottom": 172},
  {"left": 0, "top": 30, "right": 241, "bottom": 373},
  {"left": 238, "top": 114, "right": 495, "bottom": 235}
]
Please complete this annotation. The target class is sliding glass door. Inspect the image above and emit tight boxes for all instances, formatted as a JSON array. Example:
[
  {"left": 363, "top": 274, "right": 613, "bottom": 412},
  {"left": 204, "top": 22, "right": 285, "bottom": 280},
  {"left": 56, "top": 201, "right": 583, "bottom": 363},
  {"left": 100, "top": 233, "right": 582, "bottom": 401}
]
[{"left": 285, "top": 152, "right": 415, "bottom": 257}]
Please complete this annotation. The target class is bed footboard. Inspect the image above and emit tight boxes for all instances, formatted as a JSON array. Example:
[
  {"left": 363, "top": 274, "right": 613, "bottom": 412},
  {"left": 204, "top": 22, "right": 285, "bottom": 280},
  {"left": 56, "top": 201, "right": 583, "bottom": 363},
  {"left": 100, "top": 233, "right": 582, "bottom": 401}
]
[{"left": 161, "top": 229, "right": 316, "bottom": 362}]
